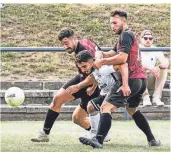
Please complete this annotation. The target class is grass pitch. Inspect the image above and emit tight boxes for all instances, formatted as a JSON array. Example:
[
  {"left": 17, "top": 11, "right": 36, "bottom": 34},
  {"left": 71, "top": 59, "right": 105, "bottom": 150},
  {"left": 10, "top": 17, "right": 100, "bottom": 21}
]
[{"left": 0, "top": 120, "right": 170, "bottom": 152}]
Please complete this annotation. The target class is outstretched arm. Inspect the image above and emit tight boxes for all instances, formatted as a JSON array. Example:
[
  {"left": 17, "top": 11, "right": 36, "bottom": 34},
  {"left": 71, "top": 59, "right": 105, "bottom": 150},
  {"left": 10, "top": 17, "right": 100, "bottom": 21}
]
[{"left": 66, "top": 74, "right": 96, "bottom": 95}]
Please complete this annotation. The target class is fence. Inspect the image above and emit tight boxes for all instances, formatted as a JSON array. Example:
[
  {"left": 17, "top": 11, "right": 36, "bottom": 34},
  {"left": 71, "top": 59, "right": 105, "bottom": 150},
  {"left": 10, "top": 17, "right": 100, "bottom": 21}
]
[{"left": 0, "top": 47, "right": 170, "bottom": 52}]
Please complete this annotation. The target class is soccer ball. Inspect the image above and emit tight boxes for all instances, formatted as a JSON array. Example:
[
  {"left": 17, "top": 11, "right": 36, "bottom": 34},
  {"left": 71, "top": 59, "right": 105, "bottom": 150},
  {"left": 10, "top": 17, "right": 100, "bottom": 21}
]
[{"left": 5, "top": 87, "right": 25, "bottom": 107}]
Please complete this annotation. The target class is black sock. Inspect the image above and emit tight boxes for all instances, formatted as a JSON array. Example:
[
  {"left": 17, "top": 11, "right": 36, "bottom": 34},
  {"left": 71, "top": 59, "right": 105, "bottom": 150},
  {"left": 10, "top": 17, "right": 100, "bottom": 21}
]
[
  {"left": 85, "top": 126, "right": 91, "bottom": 131},
  {"left": 96, "top": 113, "right": 112, "bottom": 144},
  {"left": 43, "top": 109, "right": 59, "bottom": 135},
  {"left": 132, "top": 110, "right": 155, "bottom": 142}
]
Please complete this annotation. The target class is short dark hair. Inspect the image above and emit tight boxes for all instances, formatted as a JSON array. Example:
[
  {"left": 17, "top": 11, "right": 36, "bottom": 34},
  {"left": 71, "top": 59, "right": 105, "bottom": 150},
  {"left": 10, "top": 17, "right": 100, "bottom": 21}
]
[
  {"left": 75, "top": 50, "right": 93, "bottom": 63},
  {"left": 110, "top": 9, "right": 127, "bottom": 19},
  {"left": 58, "top": 27, "right": 74, "bottom": 41}
]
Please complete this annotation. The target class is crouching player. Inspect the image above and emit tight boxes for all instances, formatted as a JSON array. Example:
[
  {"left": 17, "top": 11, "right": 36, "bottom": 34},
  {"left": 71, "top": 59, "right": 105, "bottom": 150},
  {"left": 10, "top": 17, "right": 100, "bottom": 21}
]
[{"left": 66, "top": 50, "right": 128, "bottom": 143}]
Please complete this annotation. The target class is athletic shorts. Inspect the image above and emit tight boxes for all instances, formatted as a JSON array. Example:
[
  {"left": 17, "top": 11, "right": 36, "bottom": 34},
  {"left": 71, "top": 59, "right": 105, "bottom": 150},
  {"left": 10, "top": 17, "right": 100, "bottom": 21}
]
[
  {"left": 105, "top": 78, "right": 147, "bottom": 108},
  {"left": 62, "top": 74, "right": 100, "bottom": 112},
  {"left": 89, "top": 95, "right": 105, "bottom": 111}
]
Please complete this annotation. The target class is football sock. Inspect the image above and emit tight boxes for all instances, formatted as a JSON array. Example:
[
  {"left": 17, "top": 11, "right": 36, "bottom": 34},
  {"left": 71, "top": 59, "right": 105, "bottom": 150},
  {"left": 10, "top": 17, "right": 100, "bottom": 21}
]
[
  {"left": 43, "top": 109, "right": 59, "bottom": 135},
  {"left": 89, "top": 111, "right": 100, "bottom": 134},
  {"left": 132, "top": 110, "right": 155, "bottom": 142},
  {"left": 96, "top": 113, "right": 112, "bottom": 144}
]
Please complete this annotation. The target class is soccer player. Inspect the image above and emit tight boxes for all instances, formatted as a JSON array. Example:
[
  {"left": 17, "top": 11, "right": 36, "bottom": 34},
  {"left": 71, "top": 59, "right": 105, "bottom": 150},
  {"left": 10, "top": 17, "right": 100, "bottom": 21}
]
[
  {"left": 31, "top": 28, "right": 107, "bottom": 142},
  {"left": 78, "top": 9, "right": 161, "bottom": 148},
  {"left": 66, "top": 50, "right": 129, "bottom": 140}
]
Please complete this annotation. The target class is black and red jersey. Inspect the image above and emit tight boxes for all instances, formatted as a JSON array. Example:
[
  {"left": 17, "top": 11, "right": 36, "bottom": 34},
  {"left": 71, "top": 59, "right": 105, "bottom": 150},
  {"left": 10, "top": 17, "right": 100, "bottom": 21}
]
[
  {"left": 113, "top": 29, "right": 146, "bottom": 79},
  {"left": 75, "top": 39, "right": 100, "bottom": 58}
]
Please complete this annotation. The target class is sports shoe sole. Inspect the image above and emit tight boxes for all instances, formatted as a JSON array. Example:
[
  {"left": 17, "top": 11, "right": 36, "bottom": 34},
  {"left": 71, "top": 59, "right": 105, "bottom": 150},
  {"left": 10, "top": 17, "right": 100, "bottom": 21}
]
[
  {"left": 79, "top": 137, "right": 102, "bottom": 148},
  {"left": 149, "top": 140, "right": 161, "bottom": 146}
]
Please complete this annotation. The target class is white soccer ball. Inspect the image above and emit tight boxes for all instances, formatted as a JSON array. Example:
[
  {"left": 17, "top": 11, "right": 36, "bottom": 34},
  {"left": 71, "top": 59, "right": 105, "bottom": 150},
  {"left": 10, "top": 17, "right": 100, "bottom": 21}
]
[{"left": 5, "top": 87, "right": 25, "bottom": 107}]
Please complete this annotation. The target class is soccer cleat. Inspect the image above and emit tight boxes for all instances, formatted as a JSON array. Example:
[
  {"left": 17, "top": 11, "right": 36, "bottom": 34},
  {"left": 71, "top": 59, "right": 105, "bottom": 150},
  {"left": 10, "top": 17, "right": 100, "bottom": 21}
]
[
  {"left": 31, "top": 131, "right": 49, "bottom": 142},
  {"left": 79, "top": 137, "right": 103, "bottom": 148},
  {"left": 83, "top": 131, "right": 111, "bottom": 142},
  {"left": 148, "top": 139, "right": 161, "bottom": 146},
  {"left": 152, "top": 97, "right": 164, "bottom": 106},
  {"left": 143, "top": 95, "right": 152, "bottom": 106},
  {"left": 103, "top": 132, "right": 111, "bottom": 142}
]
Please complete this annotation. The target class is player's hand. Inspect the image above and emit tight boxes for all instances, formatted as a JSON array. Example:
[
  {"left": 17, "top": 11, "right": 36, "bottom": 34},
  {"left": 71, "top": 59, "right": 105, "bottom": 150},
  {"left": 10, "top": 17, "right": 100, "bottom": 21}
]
[
  {"left": 66, "top": 85, "right": 79, "bottom": 95},
  {"left": 113, "top": 65, "right": 120, "bottom": 71},
  {"left": 86, "top": 86, "right": 95, "bottom": 96},
  {"left": 150, "top": 66, "right": 160, "bottom": 79},
  {"left": 117, "top": 85, "right": 131, "bottom": 97},
  {"left": 93, "top": 59, "right": 104, "bottom": 69}
]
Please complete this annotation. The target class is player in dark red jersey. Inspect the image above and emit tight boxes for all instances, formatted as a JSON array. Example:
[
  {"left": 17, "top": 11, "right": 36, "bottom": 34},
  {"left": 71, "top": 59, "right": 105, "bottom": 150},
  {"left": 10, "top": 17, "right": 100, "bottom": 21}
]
[
  {"left": 79, "top": 9, "right": 160, "bottom": 148},
  {"left": 31, "top": 28, "right": 109, "bottom": 142}
]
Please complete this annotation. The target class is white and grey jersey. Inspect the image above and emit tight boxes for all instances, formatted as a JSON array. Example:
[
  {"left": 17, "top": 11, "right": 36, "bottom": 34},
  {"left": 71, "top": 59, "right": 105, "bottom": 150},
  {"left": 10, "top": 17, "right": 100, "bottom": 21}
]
[{"left": 92, "top": 65, "right": 116, "bottom": 96}]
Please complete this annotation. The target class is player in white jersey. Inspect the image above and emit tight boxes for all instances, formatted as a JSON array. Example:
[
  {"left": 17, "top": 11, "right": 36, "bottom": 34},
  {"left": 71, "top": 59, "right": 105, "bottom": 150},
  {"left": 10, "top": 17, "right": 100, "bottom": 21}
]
[{"left": 66, "top": 50, "right": 128, "bottom": 142}]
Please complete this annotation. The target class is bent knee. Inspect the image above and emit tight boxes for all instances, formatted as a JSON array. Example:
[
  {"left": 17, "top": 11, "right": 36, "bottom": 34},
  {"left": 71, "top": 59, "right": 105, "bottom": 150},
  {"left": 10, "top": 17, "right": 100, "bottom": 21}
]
[
  {"left": 126, "top": 107, "right": 136, "bottom": 116},
  {"left": 72, "top": 114, "right": 81, "bottom": 124},
  {"left": 50, "top": 95, "right": 63, "bottom": 111},
  {"left": 101, "top": 102, "right": 115, "bottom": 113}
]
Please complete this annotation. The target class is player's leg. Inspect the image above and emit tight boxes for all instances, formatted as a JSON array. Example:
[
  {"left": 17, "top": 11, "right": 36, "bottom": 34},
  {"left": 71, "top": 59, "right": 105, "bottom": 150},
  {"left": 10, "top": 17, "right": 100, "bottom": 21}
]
[
  {"left": 74, "top": 85, "right": 101, "bottom": 130},
  {"left": 79, "top": 81, "right": 124, "bottom": 148},
  {"left": 126, "top": 78, "right": 160, "bottom": 146},
  {"left": 87, "top": 96, "right": 103, "bottom": 135},
  {"left": 79, "top": 101, "right": 116, "bottom": 148},
  {"left": 31, "top": 75, "right": 81, "bottom": 142},
  {"left": 71, "top": 87, "right": 95, "bottom": 130},
  {"left": 72, "top": 105, "right": 90, "bottom": 130},
  {"left": 87, "top": 95, "right": 111, "bottom": 142}
]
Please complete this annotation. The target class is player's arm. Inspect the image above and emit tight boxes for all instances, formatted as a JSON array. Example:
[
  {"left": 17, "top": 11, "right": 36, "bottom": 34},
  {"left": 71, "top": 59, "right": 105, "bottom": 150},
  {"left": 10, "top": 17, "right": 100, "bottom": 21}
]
[
  {"left": 78, "top": 74, "right": 96, "bottom": 89},
  {"left": 117, "top": 63, "right": 131, "bottom": 96},
  {"left": 86, "top": 81, "right": 98, "bottom": 96},
  {"left": 119, "top": 63, "right": 129, "bottom": 87},
  {"left": 93, "top": 32, "right": 133, "bottom": 68},
  {"left": 102, "top": 43, "right": 118, "bottom": 58},
  {"left": 66, "top": 74, "right": 96, "bottom": 95},
  {"left": 102, "top": 50, "right": 117, "bottom": 58},
  {"left": 95, "top": 50, "right": 117, "bottom": 59}
]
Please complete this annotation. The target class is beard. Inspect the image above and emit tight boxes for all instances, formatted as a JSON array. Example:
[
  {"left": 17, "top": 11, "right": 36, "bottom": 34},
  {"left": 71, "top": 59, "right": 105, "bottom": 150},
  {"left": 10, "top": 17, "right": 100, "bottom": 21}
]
[
  {"left": 116, "top": 26, "right": 123, "bottom": 35},
  {"left": 77, "top": 67, "right": 95, "bottom": 77}
]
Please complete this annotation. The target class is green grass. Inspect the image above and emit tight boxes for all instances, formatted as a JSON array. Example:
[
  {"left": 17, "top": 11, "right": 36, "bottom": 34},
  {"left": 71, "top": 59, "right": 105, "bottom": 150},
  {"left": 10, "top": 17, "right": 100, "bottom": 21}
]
[
  {"left": 1, "top": 4, "right": 170, "bottom": 80},
  {"left": 0, "top": 120, "right": 170, "bottom": 152}
]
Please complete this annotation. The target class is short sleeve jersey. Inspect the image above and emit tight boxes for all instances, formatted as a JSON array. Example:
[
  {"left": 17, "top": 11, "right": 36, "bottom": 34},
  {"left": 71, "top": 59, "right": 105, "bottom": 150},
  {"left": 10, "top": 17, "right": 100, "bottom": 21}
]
[
  {"left": 92, "top": 65, "right": 116, "bottom": 96},
  {"left": 114, "top": 29, "right": 146, "bottom": 79}
]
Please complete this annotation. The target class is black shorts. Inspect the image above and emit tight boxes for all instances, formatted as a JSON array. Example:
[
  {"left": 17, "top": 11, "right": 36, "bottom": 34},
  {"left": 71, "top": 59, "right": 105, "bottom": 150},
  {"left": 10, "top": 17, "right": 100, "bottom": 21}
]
[
  {"left": 105, "top": 78, "right": 147, "bottom": 108},
  {"left": 89, "top": 95, "right": 105, "bottom": 111},
  {"left": 62, "top": 74, "right": 100, "bottom": 112}
]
